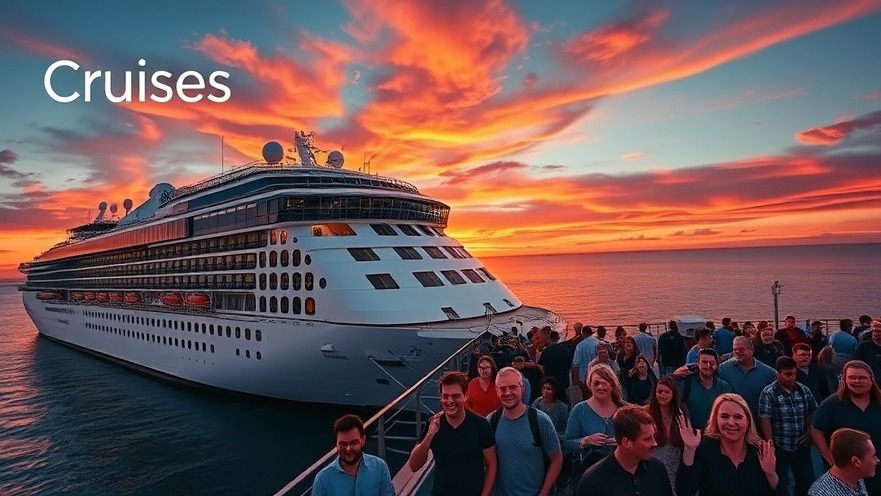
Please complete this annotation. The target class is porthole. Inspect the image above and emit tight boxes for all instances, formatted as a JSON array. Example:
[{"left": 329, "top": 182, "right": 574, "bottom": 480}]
[
  {"left": 270, "top": 296, "right": 278, "bottom": 313},
  {"left": 319, "top": 278, "right": 326, "bottom": 289},
  {"left": 281, "top": 250, "right": 289, "bottom": 267},
  {"left": 281, "top": 273, "right": 289, "bottom": 290},
  {"left": 292, "top": 273, "right": 302, "bottom": 290},
  {"left": 259, "top": 296, "right": 267, "bottom": 312},
  {"left": 305, "top": 297, "right": 315, "bottom": 315},
  {"left": 269, "top": 251, "right": 278, "bottom": 267},
  {"left": 304, "top": 254, "right": 311, "bottom": 265},
  {"left": 246, "top": 350, "right": 251, "bottom": 358},
  {"left": 305, "top": 273, "right": 314, "bottom": 291},
  {"left": 236, "top": 348, "right": 240, "bottom": 356},
  {"left": 210, "top": 344, "right": 215, "bottom": 353},
  {"left": 256, "top": 351, "right": 262, "bottom": 360},
  {"left": 259, "top": 274, "right": 267, "bottom": 290},
  {"left": 245, "top": 328, "right": 251, "bottom": 340},
  {"left": 280, "top": 297, "right": 289, "bottom": 314},
  {"left": 259, "top": 252, "right": 266, "bottom": 268},
  {"left": 235, "top": 327, "right": 241, "bottom": 339},
  {"left": 270, "top": 273, "right": 278, "bottom": 290},
  {"left": 209, "top": 324, "right": 215, "bottom": 335},
  {"left": 255, "top": 330, "right": 262, "bottom": 342},
  {"left": 292, "top": 250, "right": 301, "bottom": 267},
  {"left": 226, "top": 326, "right": 232, "bottom": 338}
]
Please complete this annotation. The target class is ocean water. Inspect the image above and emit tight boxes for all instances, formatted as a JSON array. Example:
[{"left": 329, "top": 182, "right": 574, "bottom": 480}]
[{"left": 0, "top": 243, "right": 877, "bottom": 495}]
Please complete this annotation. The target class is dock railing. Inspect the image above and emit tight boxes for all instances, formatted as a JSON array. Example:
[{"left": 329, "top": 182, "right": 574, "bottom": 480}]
[{"left": 273, "top": 331, "right": 490, "bottom": 496}]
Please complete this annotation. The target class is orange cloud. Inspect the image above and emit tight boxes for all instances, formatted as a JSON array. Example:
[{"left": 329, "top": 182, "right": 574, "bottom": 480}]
[{"left": 796, "top": 110, "right": 881, "bottom": 145}]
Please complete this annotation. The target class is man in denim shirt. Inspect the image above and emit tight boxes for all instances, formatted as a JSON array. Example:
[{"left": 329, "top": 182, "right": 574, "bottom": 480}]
[{"left": 312, "top": 414, "right": 395, "bottom": 496}]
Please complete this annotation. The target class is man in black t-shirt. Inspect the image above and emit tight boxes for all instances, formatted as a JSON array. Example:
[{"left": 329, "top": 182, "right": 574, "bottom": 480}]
[
  {"left": 538, "top": 331, "right": 573, "bottom": 400},
  {"left": 408, "top": 371, "right": 497, "bottom": 496},
  {"left": 658, "top": 321, "right": 687, "bottom": 376}
]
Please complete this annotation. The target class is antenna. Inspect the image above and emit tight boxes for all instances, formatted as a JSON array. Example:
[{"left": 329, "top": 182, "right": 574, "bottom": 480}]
[{"left": 221, "top": 135, "right": 224, "bottom": 173}]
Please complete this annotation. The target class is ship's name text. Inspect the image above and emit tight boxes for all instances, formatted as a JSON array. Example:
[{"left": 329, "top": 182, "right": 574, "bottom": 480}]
[{"left": 44, "top": 59, "right": 231, "bottom": 104}]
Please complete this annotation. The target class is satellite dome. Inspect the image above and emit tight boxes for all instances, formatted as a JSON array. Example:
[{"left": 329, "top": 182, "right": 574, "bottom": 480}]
[
  {"left": 262, "top": 141, "right": 284, "bottom": 164},
  {"left": 98, "top": 201, "right": 108, "bottom": 211},
  {"left": 327, "top": 150, "right": 345, "bottom": 169},
  {"left": 109, "top": 203, "right": 119, "bottom": 214},
  {"left": 123, "top": 198, "right": 133, "bottom": 210}
]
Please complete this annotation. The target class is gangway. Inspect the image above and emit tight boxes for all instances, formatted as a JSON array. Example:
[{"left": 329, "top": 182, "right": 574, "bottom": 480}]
[{"left": 273, "top": 332, "right": 491, "bottom": 496}]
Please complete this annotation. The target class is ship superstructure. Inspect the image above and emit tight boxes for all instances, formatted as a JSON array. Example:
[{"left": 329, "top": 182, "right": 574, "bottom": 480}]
[{"left": 19, "top": 132, "right": 563, "bottom": 406}]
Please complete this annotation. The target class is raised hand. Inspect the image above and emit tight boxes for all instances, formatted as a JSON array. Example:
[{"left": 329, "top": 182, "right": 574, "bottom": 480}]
[
  {"left": 758, "top": 440, "right": 777, "bottom": 476},
  {"left": 677, "top": 415, "right": 701, "bottom": 450},
  {"left": 426, "top": 412, "right": 442, "bottom": 437}
]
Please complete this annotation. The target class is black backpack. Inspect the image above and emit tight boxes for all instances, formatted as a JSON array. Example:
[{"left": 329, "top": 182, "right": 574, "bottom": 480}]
[{"left": 489, "top": 406, "right": 549, "bottom": 471}]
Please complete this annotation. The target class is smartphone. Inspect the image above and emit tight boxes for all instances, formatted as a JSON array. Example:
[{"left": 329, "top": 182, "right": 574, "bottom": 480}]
[{"left": 686, "top": 363, "right": 699, "bottom": 373}]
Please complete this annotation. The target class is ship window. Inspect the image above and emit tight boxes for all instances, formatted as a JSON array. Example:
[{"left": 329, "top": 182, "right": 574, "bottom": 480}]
[
  {"left": 394, "top": 247, "right": 423, "bottom": 260},
  {"left": 304, "top": 255, "right": 311, "bottom": 265},
  {"left": 440, "top": 270, "right": 467, "bottom": 285},
  {"left": 479, "top": 268, "right": 496, "bottom": 281},
  {"left": 210, "top": 344, "right": 215, "bottom": 353},
  {"left": 280, "top": 230, "right": 288, "bottom": 244},
  {"left": 236, "top": 349, "right": 240, "bottom": 356},
  {"left": 442, "top": 307, "right": 460, "bottom": 320},
  {"left": 269, "top": 297, "right": 278, "bottom": 313},
  {"left": 236, "top": 327, "right": 241, "bottom": 339},
  {"left": 370, "top": 224, "right": 398, "bottom": 236},
  {"left": 269, "top": 251, "right": 278, "bottom": 267},
  {"left": 305, "top": 273, "right": 314, "bottom": 291},
  {"left": 246, "top": 350, "right": 251, "bottom": 358},
  {"left": 292, "top": 250, "right": 301, "bottom": 267},
  {"left": 424, "top": 246, "right": 447, "bottom": 259},
  {"left": 256, "top": 351, "right": 262, "bottom": 360},
  {"left": 348, "top": 248, "right": 380, "bottom": 261},
  {"left": 443, "top": 246, "right": 466, "bottom": 259},
  {"left": 259, "top": 252, "right": 266, "bottom": 268},
  {"left": 366, "top": 274, "right": 399, "bottom": 290},
  {"left": 259, "top": 296, "right": 266, "bottom": 312},
  {"left": 503, "top": 298, "right": 514, "bottom": 308},
  {"left": 255, "top": 330, "right": 262, "bottom": 342},
  {"left": 461, "top": 269, "right": 486, "bottom": 283},
  {"left": 280, "top": 250, "right": 289, "bottom": 267},
  {"left": 397, "top": 224, "right": 420, "bottom": 236},
  {"left": 313, "top": 223, "right": 356, "bottom": 236},
  {"left": 209, "top": 325, "right": 215, "bottom": 335},
  {"left": 174, "top": 338, "right": 179, "bottom": 346},
  {"left": 280, "top": 273, "right": 289, "bottom": 290},
  {"left": 319, "top": 278, "right": 326, "bottom": 289},
  {"left": 226, "top": 326, "right": 232, "bottom": 338},
  {"left": 305, "top": 297, "right": 315, "bottom": 315},
  {"left": 280, "top": 297, "right": 289, "bottom": 313},
  {"left": 270, "top": 273, "right": 278, "bottom": 290},
  {"left": 413, "top": 271, "right": 444, "bottom": 287},
  {"left": 292, "top": 272, "right": 302, "bottom": 290},
  {"left": 293, "top": 297, "right": 302, "bottom": 314},
  {"left": 417, "top": 225, "right": 436, "bottom": 236},
  {"left": 259, "top": 274, "right": 267, "bottom": 290},
  {"left": 245, "top": 294, "right": 256, "bottom": 311},
  {"left": 270, "top": 230, "right": 277, "bottom": 245}
]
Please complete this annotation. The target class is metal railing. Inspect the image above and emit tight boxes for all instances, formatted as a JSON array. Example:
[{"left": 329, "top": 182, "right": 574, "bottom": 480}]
[{"left": 273, "top": 332, "right": 490, "bottom": 496}]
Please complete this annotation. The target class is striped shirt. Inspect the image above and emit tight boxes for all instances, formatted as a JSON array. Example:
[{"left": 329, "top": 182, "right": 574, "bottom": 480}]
[
  {"left": 808, "top": 471, "right": 868, "bottom": 496},
  {"left": 758, "top": 380, "right": 817, "bottom": 452}
]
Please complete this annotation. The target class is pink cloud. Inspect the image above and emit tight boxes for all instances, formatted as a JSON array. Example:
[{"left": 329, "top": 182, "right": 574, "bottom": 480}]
[{"left": 796, "top": 110, "right": 881, "bottom": 145}]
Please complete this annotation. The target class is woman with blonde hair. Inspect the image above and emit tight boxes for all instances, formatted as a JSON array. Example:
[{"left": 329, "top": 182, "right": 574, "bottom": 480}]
[
  {"left": 676, "top": 393, "right": 780, "bottom": 496},
  {"left": 563, "top": 364, "right": 626, "bottom": 488}
]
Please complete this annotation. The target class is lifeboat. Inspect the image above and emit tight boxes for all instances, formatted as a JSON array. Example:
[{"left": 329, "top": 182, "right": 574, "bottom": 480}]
[
  {"left": 96, "top": 292, "right": 109, "bottom": 303},
  {"left": 185, "top": 293, "right": 210, "bottom": 307},
  {"left": 109, "top": 292, "right": 124, "bottom": 304},
  {"left": 161, "top": 293, "right": 184, "bottom": 306},
  {"left": 72, "top": 291, "right": 85, "bottom": 301},
  {"left": 124, "top": 292, "right": 140, "bottom": 304},
  {"left": 83, "top": 292, "right": 96, "bottom": 301},
  {"left": 36, "top": 291, "right": 61, "bottom": 301}
]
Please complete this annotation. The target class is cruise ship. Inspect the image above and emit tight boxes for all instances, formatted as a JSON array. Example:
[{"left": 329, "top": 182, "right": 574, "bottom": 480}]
[{"left": 18, "top": 132, "right": 564, "bottom": 407}]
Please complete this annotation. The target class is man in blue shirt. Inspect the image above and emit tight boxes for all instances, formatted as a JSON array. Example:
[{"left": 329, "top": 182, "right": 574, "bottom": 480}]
[
  {"left": 713, "top": 317, "right": 736, "bottom": 356},
  {"left": 685, "top": 328, "right": 713, "bottom": 365},
  {"left": 717, "top": 336, "right": 776, "bottom": 420},
  {"left": 312, "top": 414, "right": 395, "bottom": 496}
]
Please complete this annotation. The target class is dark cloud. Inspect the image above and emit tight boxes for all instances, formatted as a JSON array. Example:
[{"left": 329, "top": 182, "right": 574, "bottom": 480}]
[
  {"left": 0, "top": 149, "right": 17, "bottom": 164},
  {"left": 795, "top": 110, "right": 881, "bottom": 146},
  {"left": 523, "top": 72, "right": 539, "bottom": 87}
]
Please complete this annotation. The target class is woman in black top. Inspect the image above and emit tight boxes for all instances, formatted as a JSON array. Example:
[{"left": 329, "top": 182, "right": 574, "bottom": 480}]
[
  {"left": 676, "top": 393, "right": 783, "bottom": 496},
  {"left": 625, "top": 354, "right": 656, "bottom": 405}
]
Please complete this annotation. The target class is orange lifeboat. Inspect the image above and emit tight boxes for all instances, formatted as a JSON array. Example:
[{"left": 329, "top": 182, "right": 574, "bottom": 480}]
[
  {"left": 161, "top": 293, "right": 184, "bottom": 306},
  {"left": 109, "top": 292, "right": 124, "bottom": 304},
  {"left": 124, "top": 292, "right": 140, "bottom": 304},
  {"left": 72, "top": 291, "right": 85, "bottom": 301},
  {"left": 84, "top": 292, "right": 96, "bottom": 301},
  {"left": 96, "top": 292, "right": 109, "bottom": 303},
  {"left": 185, "top": 293, "right": 210, "bottom": 307},
  {"left": 36, "top": 291, "right": 61, "bottom": 301}
]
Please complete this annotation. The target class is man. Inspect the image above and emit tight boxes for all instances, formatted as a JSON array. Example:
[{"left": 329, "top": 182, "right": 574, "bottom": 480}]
[
  {"left": 809, "top": 428, "right": 879, "bottom": 496},
  {"left": 572, "top": 326, "right": 598, "bottom": 387},
  {"left": 830, "top": 320, "right": 858, "bottom": 371},
  {"left": 755, "top": 325, "right": 786, "bottom": 368},
  {"left": 537, "top": 330, "right": 572, "bottom": 399},
  {"left": 675, "top": 348, "right": 733, "bottom": 430},
  {"left": 512, "top": 356, "right": 539, "bottom": 404},
  {"left": 576, "top": 405, "right": 674, "bottom": 496},
  {"left": 793, "top": 343, "right": 838, "bottom": 403},
  {"left": 714, "top": 317, "right": 736, "bottom": 356},
  {"left": 812, "top": 361, "right": 881, "bottom": 495},
  {"left": 809, "top": 321, "right": 829, "bottom": 363},
  {"left": 658, "top": 320, "right": 687, "bottom": 376},
  {"left": 312, "top": 414, "right": 395, "bottom": 496},
  {"left": 717, "top": 336, "right": 777, "bottom": 419},
  {"left": 685, "top": 327, "right": 713, "bottom": 365},
  {"left": 777, "top": 315, "right": 810, "bottom": 357},
  {"left": 855, "top": 315, "right": 873, "bottom": 342},
  {"left": 489, "top": 367, "right": 562, "bottom": 496},
  {"left": 566, "top": 322, "right": 585, "bottom": 354},
  {"left": 634, "top": 323, "right": 659, "bottom": 372},
  {"left": 758, "top": 356, "right": 818, "bottom": 496},
  {"left": 408, "top": 371, "right": 497, "bottom": 496},
  {"left": 853, "top": 321, "right": 881, "bottom": 386}
]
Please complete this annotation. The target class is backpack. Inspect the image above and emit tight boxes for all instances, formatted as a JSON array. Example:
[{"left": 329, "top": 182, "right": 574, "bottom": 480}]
[{"left": 489, "top": 406, "right": 549, "bottom": 471}]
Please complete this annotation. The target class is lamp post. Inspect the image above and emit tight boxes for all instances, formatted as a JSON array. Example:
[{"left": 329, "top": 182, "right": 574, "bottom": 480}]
[{"left": 772, "top": 280, "right": 782, "bottom": 329}]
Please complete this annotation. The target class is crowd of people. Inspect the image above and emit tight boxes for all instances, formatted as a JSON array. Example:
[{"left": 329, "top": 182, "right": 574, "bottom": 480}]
[{"left": 312, "top": 316, "right": 881, "bottom": 496}]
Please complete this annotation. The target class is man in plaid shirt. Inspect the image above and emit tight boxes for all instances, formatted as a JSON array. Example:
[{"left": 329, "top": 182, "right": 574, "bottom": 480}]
[{"left": 759, "top": 356, "right": 819, "bottom": 496}]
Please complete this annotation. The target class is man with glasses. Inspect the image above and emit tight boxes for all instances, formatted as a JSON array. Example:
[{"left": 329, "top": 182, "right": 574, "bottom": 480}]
[
  {"left": 812, "top": 361, "right": 881, "bottom": 495},
  {"left": 312, "top": 414, "right": 395, "bottom": 496}
]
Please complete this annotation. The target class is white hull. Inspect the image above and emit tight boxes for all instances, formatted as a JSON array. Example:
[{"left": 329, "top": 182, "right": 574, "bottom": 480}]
[{"left": 23, "top": 293, "right": 559, "bottom": 407}]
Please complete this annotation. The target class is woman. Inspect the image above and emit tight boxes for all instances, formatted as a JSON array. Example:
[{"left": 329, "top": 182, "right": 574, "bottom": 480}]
[
  {"left": 532, "top": 377, "right": 569, "bottom": 438},
  {"left": 564, "top": 364, "right": 627, "bottom": 484},
  {"left": 676, "top": 393, "right": 780, "bottom": 496},
  {"left": 625, "top": 354, "right": 657, "bottom": 405},
  {"left": 617, "top": 336, "right": 638, "bottom": 396},
  {"left": 753, "top": 326, "right": 785, "bottom": 369},
  {"left": 465, "top": 355, "right": 501, "bottom": 416},
  {"left": 612, "top": 326, "right": 627, "bottom": 354},
  {"left": 647, "top": 377, "right": 688, "bottom": 494}
]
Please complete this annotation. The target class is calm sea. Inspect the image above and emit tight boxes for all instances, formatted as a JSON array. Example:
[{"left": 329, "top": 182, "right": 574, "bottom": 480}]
[{"left": 0, "top": 243, "right": 877, "bottom": 495}]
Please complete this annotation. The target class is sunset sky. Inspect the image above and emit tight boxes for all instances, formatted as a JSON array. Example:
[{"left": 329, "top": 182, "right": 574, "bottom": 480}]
[{"left": 1, "top": 1, "right": 881, "bottom": 280}]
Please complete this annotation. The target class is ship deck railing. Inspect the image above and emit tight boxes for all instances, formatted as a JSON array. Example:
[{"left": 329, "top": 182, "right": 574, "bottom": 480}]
[{"left": 272, "top": 331, "right": 490, "bottom": 496}]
